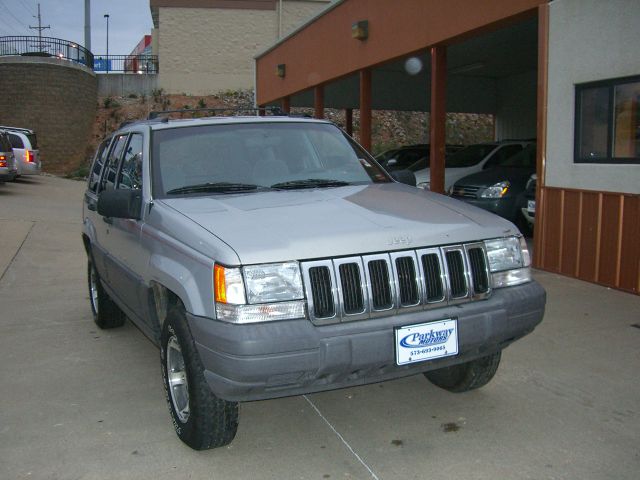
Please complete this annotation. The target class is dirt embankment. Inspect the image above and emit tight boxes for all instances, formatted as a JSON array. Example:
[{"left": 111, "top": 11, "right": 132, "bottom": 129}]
[{"left": 67, "top": 89, "right": 493, "bottom": 177}]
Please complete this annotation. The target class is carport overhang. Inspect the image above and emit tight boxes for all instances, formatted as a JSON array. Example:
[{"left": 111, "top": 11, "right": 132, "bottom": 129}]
[
  {"left": 255, "top": 0, "right": 546, "bottom": 109},
  {"left": 255, "top": 0, "right": 550, "bottom": 267}
]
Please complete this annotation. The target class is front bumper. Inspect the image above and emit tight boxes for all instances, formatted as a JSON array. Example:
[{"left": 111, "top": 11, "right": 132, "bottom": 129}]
[{"left": 188, "top": 280, "right": 546, "bottom": 402}]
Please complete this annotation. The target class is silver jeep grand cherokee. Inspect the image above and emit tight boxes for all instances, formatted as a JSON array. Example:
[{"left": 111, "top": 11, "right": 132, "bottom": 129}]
[{"left": 82, "top": 112, "right": 545, "bottom": 450}]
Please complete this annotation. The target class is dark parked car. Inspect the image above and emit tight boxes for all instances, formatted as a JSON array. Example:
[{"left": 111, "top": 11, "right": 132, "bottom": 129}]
[
  {"left": 376, "top": 144, "right": 463, "bottom": 172},
  {"left": 450, "top": 144, "right": 536, "bottom": 226},
  {"left": 521, "top": 173, "right": 536, "bottom": 231}
]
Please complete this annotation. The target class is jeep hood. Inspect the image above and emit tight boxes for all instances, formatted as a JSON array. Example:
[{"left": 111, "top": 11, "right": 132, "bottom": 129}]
[{"left": 159, "top": 183, "right": 517, "bottom": 264}]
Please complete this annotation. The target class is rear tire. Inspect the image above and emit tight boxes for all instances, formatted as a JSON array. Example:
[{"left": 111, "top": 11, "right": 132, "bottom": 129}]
[
  {"left": 87, "top": 259, "right": 126, "bottom": 329},
  {"left": 424, "top": 351, "right": 501, "bottom": 393},
  {"left": 160, "top": 306, "right": 238, "bottom": 450}
]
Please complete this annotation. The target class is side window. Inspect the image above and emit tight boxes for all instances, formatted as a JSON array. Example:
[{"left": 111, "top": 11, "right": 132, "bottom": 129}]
[
  {"left": 99, "top": 134, "right": 128, "bottom": 192},
  {"left": 117, "top": 133, "right": 143, "bottom": 190},
  {"left": 88, "top": 138, "right": 111, "bottom": 193},
  {"left": 9, "top": 134, "right": 24, "bottom": 149},
  {"left": 1, "top": 134, "right": 12, "bottom": 152},
  {"left": 483, "top": 145, "right": 523, "bottom": 169}
]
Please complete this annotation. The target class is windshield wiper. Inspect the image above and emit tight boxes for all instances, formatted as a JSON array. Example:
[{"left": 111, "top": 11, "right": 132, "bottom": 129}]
[
  {"left": 166, "top": 182, "right": 260, "bottom": 195},
  {"left": 270, "top": 179, "right": 351, "bottom": 190}
]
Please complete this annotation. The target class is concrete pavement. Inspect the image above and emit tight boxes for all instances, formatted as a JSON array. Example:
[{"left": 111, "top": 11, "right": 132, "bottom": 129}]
[{"left": 1, "top": 175, "right": 639, "bottom": 480}]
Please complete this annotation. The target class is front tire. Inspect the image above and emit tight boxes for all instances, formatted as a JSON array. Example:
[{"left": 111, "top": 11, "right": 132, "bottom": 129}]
[
  {"left": 424, "top": 351, "right": 502, "bottom": 393},
  {"left": 160, "top": 306, "right": 238, "bottom": 450},
  {"left": 87, "top": 259, "right": 126, "bottom": 329}
]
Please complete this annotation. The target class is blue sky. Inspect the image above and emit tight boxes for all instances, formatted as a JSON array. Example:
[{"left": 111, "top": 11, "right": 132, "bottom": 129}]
[{"left": 0, "top": 0, "right": 153, "bottom": 54}]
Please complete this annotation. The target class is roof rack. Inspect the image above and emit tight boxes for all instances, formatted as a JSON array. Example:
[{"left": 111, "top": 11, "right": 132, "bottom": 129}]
[
  {"left": 147, "top": 106, "right": 284, "bottom": 120},
  {"left": 0, "top": 125, "right": 34, "bottom": 133}
]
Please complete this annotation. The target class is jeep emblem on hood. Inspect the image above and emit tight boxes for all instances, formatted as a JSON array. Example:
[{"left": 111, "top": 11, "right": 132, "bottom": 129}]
[{"left": 388, "top": 235, "right": 412, "bottom": 246}]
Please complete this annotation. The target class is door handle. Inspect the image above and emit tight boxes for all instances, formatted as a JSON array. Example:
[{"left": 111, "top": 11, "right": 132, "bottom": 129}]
[{"left": 102, "top": 216, "right": 113, "bottom": 225}]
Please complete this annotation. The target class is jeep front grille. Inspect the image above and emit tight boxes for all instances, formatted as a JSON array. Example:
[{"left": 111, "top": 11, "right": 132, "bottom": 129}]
[
  {"left": 368, "top": 259, "right": 392, "bottom": 310},
  {"left": 338, "top": 262, "right": 364, "bottom": 314},
  {"left": 308, "top": 265, "right": 335, "bottom": 319},
  {"left": 301, "top": 242, "right": 491, "bottom": 325}
]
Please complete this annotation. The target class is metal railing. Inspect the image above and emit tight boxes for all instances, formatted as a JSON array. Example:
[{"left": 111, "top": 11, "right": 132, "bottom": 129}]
[
  {"left": 0, "top": 36, "right": 93, "bottom": 68},
  {"left": 0, "top": 37, "right": 159, "bottom": 74},
  {"left": 93, "top": 55, "right": 158, "bottom": 74}
]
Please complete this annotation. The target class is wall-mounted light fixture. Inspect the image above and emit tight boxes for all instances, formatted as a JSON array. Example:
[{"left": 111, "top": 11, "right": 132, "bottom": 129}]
[
  {"left": 352, "top": 20, "right": 368, "bottom": 40},
  {"left": 276, "top": 63, "right": 286, "bottom": 77}
]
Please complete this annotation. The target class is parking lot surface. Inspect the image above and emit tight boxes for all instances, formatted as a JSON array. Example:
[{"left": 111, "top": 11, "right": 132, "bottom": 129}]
[{"left": 1, "top": 175, "right": 639, "bottom": 480}]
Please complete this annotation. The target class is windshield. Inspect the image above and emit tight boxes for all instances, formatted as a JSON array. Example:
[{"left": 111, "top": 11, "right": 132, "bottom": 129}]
[
  {"left": 498, "top": 144, "right": 537, "bottom": 168},
  {"left": 152, "top": 122, "right": 390, "bottom": 196},
  {"left": 445, "top": 144, "right": 498, "bottom": 168}
]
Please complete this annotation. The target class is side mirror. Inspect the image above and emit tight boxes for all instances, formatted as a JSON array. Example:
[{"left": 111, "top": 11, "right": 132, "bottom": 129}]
[
  {"left": 390, "top": 169, "right": 417, "bottom": 187},
  {"left": 97, "top": 189, "right": 142, "bottom": 220},
  {"left": 386, "top": 158, "right": 398, "bottom": 167}
]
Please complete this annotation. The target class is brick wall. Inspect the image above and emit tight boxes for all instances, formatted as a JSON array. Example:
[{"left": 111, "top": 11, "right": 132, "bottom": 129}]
[{"left": 0, "top": 57, "right": 97, "bottom": 174}]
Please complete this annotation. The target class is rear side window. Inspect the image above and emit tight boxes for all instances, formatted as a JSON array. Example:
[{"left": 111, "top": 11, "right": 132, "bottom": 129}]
[
  {"left": 0, "top": 134, "right": 12, "bottom": 152},
  {"left": 117, "top": 134, "right": 143, "bottom": 190},
  {"left": 26, "top": 134, "right": 38, "bottom": 149},
  {"left": 88, "top": 138, "right": 112, "bottom": 193},
  {"left": 99, "top": 134, "right": 128, "bottom": 192},
  {"left": 8, "top": 134, "right": 24, "bottom": 149}
]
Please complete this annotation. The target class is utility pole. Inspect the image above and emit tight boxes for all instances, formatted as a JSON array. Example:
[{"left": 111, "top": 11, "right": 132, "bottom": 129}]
[
  {"left": 84, "top": 0, "right": 91, "bottom": 52},
  {"left": 29, "top": 3, "right": 50, "bottom": 53},
  {"left": 104, "top": 14, "right": 109, "bottom": 73}
]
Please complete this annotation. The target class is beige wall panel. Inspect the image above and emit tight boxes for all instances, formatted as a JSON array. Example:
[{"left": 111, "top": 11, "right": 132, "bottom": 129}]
[
  {"left": 545, "top": 0, "right": 640, "bottom": 194},
  {"left": 158, "top": 7, "right": 277, "bottom": 93},
  {"left": 280, "top": 1, "right": 331, "bottom": 37}
]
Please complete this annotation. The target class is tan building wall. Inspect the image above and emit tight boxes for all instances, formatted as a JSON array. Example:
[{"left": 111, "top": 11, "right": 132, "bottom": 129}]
[
  {"left": 280, "top": 0, "right": 329, "bottom": 37},
  {"left": 156, "top": 0, "right": 331, "bottom": 95}
]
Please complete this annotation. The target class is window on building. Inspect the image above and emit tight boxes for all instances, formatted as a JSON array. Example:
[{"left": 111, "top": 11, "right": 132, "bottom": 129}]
[{"left": 575, "top": 75, "right": 640, "bottom": 164}]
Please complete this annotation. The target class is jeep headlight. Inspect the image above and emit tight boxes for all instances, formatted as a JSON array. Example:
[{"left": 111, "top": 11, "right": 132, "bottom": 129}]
[
  {"left": 480, "top": 181, "right": 510, "bottom": 198},
  {"left": 484, "top": 236, "right": 531, "bottom": 287},
  {"left": 244, "top": 262, "right": 303, "bottom": 303},
  {"left": 214, "top": 262, "right": 306, "bottom": 323}
]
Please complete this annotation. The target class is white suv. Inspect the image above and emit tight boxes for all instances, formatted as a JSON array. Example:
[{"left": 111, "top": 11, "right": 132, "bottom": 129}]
[
  {"left": 414, "top": 141, "right": 533, "bottom": 191},
  {"left": 1, "top": 126, "right": 41, "bottom": 176}
]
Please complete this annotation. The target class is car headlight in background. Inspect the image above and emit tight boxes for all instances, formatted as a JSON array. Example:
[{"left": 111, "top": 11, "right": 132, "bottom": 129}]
[
  {"left": 480, "top": 181, "right": 510, "bottom": 198},
  {"left": 214, "top": 262, "right": 306, "bottom": 323},
  {"left": 484, "top": 236, "right": 531, "bottom": 287},
  {"left": 417, "top": 181, "right": 430, "bottom": 190}
]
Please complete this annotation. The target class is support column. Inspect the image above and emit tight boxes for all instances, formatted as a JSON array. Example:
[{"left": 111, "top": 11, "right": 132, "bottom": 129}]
[
  {"left": 345, "top": 108, "right": 353, "bottom": 136},
  {"left": 314, "top": 86, "right": 324, "bottom": 119},
  {"left": 533, "top": 3, "right": 550, "bottom": 269},
  {"left": 359, "top": 69, "right": 372, "bottom": 151},
  {"left": 429, "top": 46, "right": 446, "bottom": 194},
  {"left": 281, "top": 96, "right": 290, "bottom": 114}
]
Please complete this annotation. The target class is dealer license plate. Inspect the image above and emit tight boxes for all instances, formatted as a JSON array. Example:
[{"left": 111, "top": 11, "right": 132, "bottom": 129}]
[
  {"left": 395, "top": 319, "right": 458, "bottom": 366},
  {"left": 527, "top": 200, "right": 536, "bottom": 214}
]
